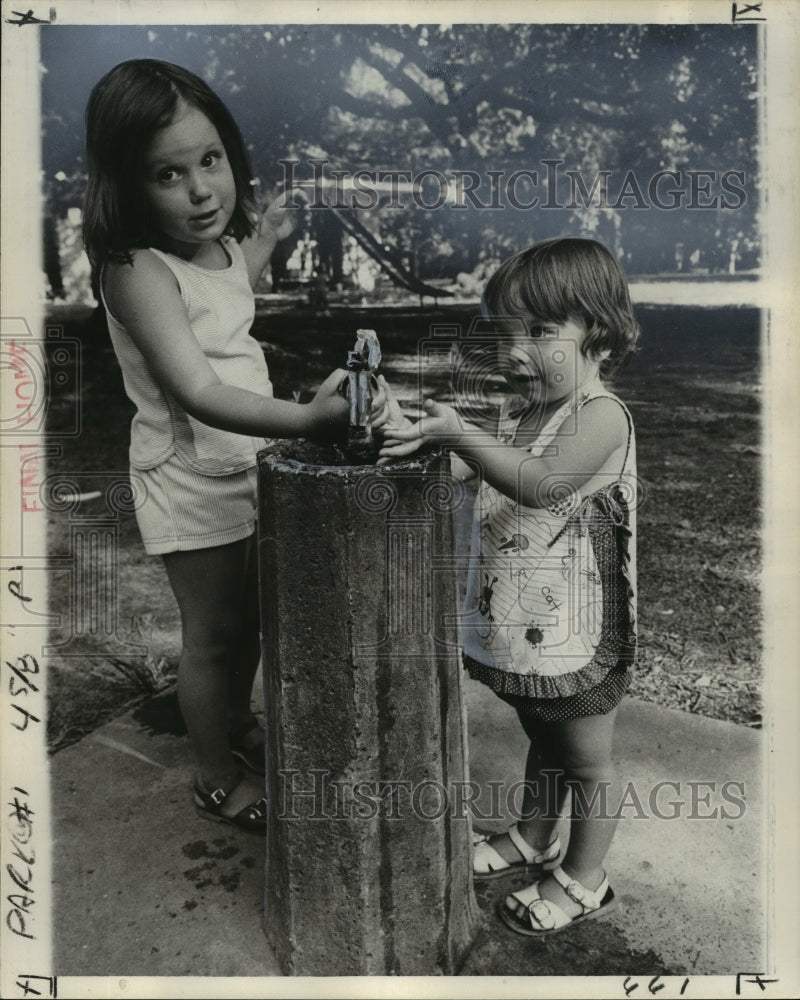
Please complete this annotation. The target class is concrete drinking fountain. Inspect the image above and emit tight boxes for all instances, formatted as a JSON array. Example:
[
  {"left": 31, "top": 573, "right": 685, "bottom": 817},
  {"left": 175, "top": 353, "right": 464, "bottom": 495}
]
[{"left": 257, "top": 331, "right": 482, "bottom": 975}]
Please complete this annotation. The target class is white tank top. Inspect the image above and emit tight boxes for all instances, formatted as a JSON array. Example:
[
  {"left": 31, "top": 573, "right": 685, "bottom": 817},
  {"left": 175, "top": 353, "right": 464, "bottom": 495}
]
[{"left": 103, "top": 237, "right": 272, "bottom": 476}]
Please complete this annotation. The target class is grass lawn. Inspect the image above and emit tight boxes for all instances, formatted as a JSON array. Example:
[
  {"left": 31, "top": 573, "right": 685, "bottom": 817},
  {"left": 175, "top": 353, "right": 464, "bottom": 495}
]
[{"left": 42, "top": 300, "right": 762, "bottom": 751}]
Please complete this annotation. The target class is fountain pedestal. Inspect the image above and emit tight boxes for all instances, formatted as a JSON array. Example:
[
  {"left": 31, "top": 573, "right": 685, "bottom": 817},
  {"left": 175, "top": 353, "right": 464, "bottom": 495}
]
[{"left": 257, "top": 443, "right": 482, "bottom": 975}]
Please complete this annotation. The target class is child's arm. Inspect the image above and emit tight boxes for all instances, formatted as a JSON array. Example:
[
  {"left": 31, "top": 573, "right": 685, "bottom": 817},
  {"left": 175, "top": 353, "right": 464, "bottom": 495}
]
[
  {"left": 105, "top": 251, "right": 348, "bottom": 438},
  {"left": 382, "top": 396, "right": 628, "bottom": 508},
  {"left": 240, "top": 189, "right": 302, "bottom": 290},
  {"left": 450, "top": 453, "right": 481, "bottom": 484}
]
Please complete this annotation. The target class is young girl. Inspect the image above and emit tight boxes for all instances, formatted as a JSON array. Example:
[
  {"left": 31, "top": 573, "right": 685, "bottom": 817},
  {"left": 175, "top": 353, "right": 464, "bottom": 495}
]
[
  {"left": 84, "top": 59, "right": 382, "bottom": 832},
  {"left": 379, "top": 237, "right": 639, "bottom": 935}
]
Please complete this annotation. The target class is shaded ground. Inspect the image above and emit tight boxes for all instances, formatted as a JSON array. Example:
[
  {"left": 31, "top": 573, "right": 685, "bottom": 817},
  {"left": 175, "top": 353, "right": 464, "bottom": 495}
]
[
  {"left": 48, "top": 661, "right": 764, "bottom": 979},
  {"left": 43, "top": 300, "right": 762, "bottom": 751},
  {"left": 620, "top": 306, "right": 761, "bottom": 727}
]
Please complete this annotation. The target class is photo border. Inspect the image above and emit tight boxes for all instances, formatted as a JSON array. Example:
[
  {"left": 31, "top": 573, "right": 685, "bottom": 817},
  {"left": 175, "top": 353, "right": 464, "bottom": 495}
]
[{"left": 1, "top": 1, "right": 797, "bottom": 997}]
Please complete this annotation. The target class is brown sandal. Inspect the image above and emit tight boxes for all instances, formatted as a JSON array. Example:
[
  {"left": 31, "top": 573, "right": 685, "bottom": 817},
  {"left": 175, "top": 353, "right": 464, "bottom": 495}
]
[{"left": 193, "top": 775, "right": 266, "bottom": 833}]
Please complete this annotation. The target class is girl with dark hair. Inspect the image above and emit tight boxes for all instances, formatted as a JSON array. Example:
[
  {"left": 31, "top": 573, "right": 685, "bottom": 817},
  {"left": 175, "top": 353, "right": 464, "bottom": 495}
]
[
  {"left": 380, "top": 237, "right": 640, "bottom": 935},
  {"left": 84, "top": 59, "right": 384, "bottom": 832}
]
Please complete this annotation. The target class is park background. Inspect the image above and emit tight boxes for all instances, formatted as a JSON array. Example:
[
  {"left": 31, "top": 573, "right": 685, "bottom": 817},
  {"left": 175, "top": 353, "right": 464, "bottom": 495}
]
[
  {"left": 0, "top": 6, "right": 780, "bottom": 985},
  {"left": 42, "top": 22, "right": 760, "bottom": 302},
  {"left": 37, "top": 23, "right": 763, "bottom": 757}
]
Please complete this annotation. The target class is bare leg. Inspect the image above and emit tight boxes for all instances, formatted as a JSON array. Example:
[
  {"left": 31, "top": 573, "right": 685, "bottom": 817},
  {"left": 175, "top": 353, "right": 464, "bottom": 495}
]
[
  {"left": 553, "top": 708, "right": 620, "bottom": 883},
  {"left": 227, "top": 535, "right": 263, "bottom": 733},
  {"left": 517, "top": 737, "right": 568, "bottom": 849},
  {"left": 162, "top": 537, "right": 263, "bottom": 815},
  {"left": 507, "top": 708, "right": 621, "bottom": 919},
  {"left": 479, "top": 734, "right": 567, "bottom": 866}
]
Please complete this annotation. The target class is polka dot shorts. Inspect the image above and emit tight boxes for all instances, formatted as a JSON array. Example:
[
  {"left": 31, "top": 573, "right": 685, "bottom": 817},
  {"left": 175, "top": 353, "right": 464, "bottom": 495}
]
[{"left": 464, "top": 654, "right": 632, "bottom": 725}]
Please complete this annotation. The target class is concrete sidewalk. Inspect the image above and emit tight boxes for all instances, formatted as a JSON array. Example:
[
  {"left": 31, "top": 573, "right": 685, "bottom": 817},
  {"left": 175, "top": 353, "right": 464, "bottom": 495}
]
[{"left": 49, "top": 676, "right": 765, "bottom": 981}]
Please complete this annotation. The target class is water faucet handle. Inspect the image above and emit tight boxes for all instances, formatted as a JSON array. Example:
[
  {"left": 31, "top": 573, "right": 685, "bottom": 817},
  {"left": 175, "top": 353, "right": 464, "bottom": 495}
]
[
  {"left": 353, "top": 328, "right": 381, "bottom": 371},
  {"left": 345, "top": 349, "right": 366, "bottom": 372}
]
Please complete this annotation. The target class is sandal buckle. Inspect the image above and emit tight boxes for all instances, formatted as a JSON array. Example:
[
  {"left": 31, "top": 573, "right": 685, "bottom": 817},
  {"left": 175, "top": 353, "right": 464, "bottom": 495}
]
[
  {"left": 210, "top": 788, "right": 225, "bottom": 806},
  {"left": 565, "top": 879, "right": 585, "bottom": 903},
  {"left": 529, "top": 898, "right": 556, "bottom": 930}
]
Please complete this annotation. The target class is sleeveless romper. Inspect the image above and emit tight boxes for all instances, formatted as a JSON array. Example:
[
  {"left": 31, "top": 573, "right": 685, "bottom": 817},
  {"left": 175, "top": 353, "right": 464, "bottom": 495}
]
[{"left": 461, "top": 379, "right": 637, "bottom": 723}]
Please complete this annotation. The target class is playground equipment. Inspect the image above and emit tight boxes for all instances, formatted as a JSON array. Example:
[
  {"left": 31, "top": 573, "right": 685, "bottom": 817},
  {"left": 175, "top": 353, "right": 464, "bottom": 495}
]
[
  {"left": 328, "top": 205, "right": 454, "bottom": 303},
  {"left": 290, "top": 176, "right": 455, "bottom": 303}
]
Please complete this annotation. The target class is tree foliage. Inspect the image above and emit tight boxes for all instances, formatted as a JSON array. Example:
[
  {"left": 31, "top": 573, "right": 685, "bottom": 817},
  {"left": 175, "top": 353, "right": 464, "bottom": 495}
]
[{"left": 41, "top": 22, "right": 760, "bottom": 279}]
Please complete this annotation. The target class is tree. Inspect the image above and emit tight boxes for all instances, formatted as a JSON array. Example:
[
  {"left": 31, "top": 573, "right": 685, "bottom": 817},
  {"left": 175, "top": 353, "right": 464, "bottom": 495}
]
[{"left": 41, "top": 22, "right": 760, "bottom": 284}]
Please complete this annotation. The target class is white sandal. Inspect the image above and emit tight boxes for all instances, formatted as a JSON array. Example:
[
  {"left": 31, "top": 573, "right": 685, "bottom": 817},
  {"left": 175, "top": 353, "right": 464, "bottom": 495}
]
[
  {"left": 499, "top": 865, "right": 616, "bottom": 936},
  {"left": 472, "top": 823, "right": 562, "bottom": 881}
]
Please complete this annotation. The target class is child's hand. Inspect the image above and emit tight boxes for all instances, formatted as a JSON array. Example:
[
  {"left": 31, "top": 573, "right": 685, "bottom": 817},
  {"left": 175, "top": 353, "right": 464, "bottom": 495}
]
[
  {"left": 369, "top": 374, "right": 389, "bottom": 425},
  {"left": 371, "top": 375, "right": 411, "bottom": 434},
  {"left": 408, "top": 398, "right": 465, "bottom": 443},
  {"left": 260, "top": 185, "right": 307, "bottom": 243},
  {"left": 306, "top": 368, "right": 350, "bottom": 428},
  {"left": 378, "top": 397, "right": 464, "bottom": 462}
]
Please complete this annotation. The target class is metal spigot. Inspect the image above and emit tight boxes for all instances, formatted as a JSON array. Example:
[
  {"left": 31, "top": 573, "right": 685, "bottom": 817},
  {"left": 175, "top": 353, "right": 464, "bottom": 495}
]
[{"left": 341, "top": 329, "right": 381, "bottom": 460}]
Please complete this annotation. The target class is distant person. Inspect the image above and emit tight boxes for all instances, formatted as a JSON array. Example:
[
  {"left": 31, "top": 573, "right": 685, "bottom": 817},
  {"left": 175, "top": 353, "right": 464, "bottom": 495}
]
[
  {"left": 43, "top": 214, "right": 65, "bottom": 300},
  {"left": 308, "top": 267, "right": 330, "bottom": 310},
  {"left": 269, "top": 238, "right": 290, "bottom": 292},
  {"left": 83, "top": 59, "right": 386, "bottom": 832},
  {"left": 379, "top": 238, "right": 640, "bottom": 935}
]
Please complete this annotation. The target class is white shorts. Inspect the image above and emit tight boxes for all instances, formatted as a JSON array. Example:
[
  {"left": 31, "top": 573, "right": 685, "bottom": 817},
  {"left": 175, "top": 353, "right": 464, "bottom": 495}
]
[{"left": 131, "top": 452, "right": 258, "bottom": 555}]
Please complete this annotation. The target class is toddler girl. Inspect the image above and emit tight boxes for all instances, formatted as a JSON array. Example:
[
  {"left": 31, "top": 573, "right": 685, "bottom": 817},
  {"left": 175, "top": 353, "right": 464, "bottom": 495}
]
[
  {"left": 380, "top": 237, "right": 639, "bottom": 934},
  {"left": 84, "top": 59, "right": 383, "bottom": 832}
]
